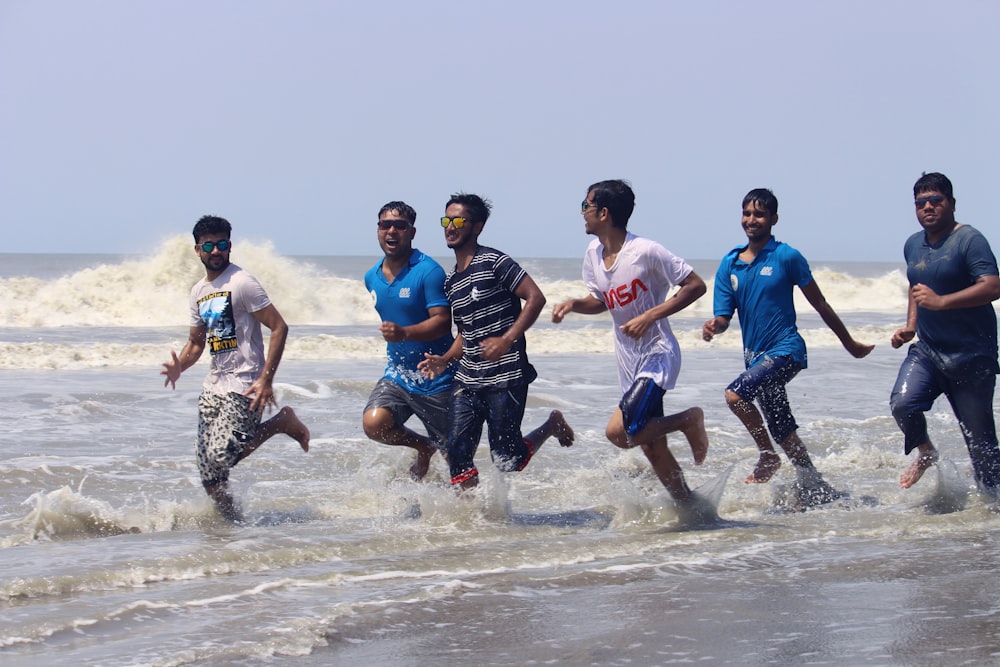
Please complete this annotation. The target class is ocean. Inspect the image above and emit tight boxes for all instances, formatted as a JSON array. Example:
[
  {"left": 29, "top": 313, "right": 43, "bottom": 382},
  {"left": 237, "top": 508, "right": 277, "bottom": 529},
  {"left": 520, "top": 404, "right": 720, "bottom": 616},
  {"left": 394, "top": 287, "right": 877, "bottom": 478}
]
[{"left": 1, "top": 238, "right": 999, "bottom": 666}]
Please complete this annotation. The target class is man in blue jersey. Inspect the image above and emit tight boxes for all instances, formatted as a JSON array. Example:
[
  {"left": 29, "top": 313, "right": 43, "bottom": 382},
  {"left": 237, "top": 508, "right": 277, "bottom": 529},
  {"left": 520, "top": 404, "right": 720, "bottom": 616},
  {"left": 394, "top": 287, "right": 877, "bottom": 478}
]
[
  {"left": 363, "top": 201, "right": 455, "bottom": 481},
  {"left": 890, "top": 172, "right": 1000, "bottom": 492},
  {"left": 418, "top": 193, "right": 574, "bottom": 490},
  {"left": 703, "top": 189, "right": 873, "bottom": 503}
]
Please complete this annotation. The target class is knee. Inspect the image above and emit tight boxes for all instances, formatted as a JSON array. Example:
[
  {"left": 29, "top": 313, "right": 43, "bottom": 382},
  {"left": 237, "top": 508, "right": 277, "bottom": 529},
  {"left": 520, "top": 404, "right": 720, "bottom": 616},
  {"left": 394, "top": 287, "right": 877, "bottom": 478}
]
[
  {"left": 724, "top": 390, "right": 743, "bottom": 409},
  {"left": 362, "top": 409, "right": 394, "bottom": 442},
  {"left": 605, "top": 423, "right": 629, "bottom": 449}
]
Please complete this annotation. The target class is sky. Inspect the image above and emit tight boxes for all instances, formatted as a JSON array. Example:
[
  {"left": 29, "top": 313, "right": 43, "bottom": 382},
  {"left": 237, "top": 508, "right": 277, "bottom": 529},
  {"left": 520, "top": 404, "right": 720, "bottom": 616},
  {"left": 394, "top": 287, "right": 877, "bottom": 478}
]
[{"left": 1, "top": 0, "right": 997, "bottom": 261}]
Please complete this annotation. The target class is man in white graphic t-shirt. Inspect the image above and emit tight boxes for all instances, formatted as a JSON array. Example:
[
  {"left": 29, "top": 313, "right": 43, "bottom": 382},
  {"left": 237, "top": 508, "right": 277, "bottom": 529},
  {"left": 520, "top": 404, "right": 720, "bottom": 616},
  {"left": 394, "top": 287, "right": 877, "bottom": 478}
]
[
  {"left": 552, "top": 180, "right": 710, "bottom": 510},
  {"left": 160, "top": 215, "right": 310, "bottom": 521}
]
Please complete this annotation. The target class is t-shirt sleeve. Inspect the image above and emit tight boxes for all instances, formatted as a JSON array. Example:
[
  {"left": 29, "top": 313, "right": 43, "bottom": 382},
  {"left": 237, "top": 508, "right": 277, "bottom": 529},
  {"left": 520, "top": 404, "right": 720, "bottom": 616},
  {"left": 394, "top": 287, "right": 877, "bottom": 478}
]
[
  {"left": 493, "top": 252, "right": 527, "bottom": 293},
  {"left": 239, "top": 273, "right": 272, "bottom": 313},
  {"left": 785, "top": 246, "right": 814, "bottom": 288},
  {"left": 423, "top": 263, "right": 451, "bottom": 309},
  {"left": 713, "top": 257, "right": 735, "bottom": 317},
  {"left": 967, "top": 229, "right": 999, "bottom": 279},
  {"left": 653, "top": 243, "right": 693, "bottom": 288}
]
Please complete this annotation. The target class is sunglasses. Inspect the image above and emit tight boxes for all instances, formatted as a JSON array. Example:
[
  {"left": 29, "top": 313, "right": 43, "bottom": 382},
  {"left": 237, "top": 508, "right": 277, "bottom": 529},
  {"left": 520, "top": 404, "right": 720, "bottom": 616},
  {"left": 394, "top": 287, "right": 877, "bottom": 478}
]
[
  {"left": 914, "top": 195, "right": 946, "bottom": 207},
  {"left": 440, "top": 216, "right": 471, "bottom": 229},
  {"left": 377, "top": 219, "right": 412, "bottom": 231},
  {"left": 581, "top": 199, "right": 601, "bottom": 212},
  {"left": 199, "top": 239, "right": 231, "bottom": 253}
]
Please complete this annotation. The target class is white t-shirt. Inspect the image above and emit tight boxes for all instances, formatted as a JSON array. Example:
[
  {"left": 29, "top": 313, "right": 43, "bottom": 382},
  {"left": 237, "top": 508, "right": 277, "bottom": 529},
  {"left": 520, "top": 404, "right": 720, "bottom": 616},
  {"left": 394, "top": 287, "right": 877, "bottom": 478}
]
[
  {"left": 188, "top": 263, "right": 271, "bottom": 395},
  {"left": 583, "top": 233, "right": 693, "bottom": 393}
]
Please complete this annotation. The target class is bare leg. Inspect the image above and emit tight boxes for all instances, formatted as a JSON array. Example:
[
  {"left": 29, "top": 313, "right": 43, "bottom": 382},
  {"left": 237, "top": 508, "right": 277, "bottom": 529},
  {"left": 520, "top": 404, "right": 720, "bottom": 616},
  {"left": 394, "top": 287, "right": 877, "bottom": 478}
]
[
  {"left": 726, "top": 390, "right": 782, "bottom": 483},
  {"left": 363, "top": 407, "right": 438, "bottom": 481},
  {"left": 523, "top": 410, "right": 575, "bottom": 453},
  {"left": 631, "top": 406, "right": 709, "bottom": 465},
  {"left": 900, "top": 442, "right": 939, "bottom": 489},
  {"left": 640, "top": 438, "right": 691, "bottom": 502},
  {"left": 238, "top": 406, "right": 310, "bottom": 464},
  {"left": 204, "top": 482, "right": 242, "bottom": 522}
]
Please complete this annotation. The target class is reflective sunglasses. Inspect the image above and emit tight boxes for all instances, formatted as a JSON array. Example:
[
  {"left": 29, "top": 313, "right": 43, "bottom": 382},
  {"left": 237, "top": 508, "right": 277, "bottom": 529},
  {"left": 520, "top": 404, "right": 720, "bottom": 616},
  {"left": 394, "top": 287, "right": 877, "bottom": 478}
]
[
  {"left": 377, "top": 219, "right": 412, "bottom": 231},
  {"left": 914, "top": 195, "right": 946, "bottom": 207},
  {"left": 440, "top": 216, "right": 470, "bottom": 229},
  {"left": 581, "top": 199, "right": 600, "bottom": 212},
  {"left": 199, "top": 239, "right": 231, "bottom": 253}
]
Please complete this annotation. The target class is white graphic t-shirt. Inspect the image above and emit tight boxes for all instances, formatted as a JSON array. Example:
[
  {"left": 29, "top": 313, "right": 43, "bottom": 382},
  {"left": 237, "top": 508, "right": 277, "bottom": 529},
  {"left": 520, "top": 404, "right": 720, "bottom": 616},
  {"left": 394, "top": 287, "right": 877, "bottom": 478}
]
[
  {"left": 188, "top": 263, "right": 271, "bottom": 395},
  {"left": 583, "top": 233, "right": 693, "bottom": 393}
]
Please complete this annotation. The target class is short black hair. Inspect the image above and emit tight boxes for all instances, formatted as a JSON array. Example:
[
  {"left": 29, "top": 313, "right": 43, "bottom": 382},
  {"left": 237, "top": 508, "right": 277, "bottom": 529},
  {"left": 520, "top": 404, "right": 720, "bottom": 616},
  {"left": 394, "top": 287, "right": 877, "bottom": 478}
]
[
  {"left": 378, "top": 201, "right": 417, "bottom": 224},
  {"left": 741, "top": 188, "right": 778, "bottom": 216},
  {"left": 192, "top": 215, "right": 231, "bottom": 242},
  {"left": 587, "top": 179, "right": 635, "bottom": 229},
  {"left": 445, "top": 192, "right": 492, "bottom": 224},
  {"left": 913, "top": 172, "right": 954, "bottom": 200}
]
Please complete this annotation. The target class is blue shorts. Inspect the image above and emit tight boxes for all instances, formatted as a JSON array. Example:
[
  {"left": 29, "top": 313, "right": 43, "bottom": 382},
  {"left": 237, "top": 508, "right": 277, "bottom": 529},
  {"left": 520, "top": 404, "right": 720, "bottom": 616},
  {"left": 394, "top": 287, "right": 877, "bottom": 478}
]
[
  {"left": 620, "top": 377, "right": 665, "bottom": 437},
  {"left": 727, "top": 355, "right": 802, "bottom": 444},
  {"left": 446, "top": 383, "right": 533, "bottom": 485}
]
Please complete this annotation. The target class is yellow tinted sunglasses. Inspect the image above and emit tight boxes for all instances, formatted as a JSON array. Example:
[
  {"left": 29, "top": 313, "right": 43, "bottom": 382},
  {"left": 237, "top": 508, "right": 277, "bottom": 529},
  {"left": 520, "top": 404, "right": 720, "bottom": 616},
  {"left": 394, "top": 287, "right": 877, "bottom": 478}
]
[{"left": 440, "top": 216, "right": 471, "bottom": 229}]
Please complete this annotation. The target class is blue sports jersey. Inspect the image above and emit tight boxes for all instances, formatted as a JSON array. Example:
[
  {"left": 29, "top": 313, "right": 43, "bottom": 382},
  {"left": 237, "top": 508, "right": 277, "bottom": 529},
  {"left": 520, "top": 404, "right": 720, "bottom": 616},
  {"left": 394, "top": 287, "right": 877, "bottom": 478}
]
[
  {"left": 365, "top": 249, "right": 455, "bottom": 395},
  {"left": 713, "top": 238, "right": 812, "bottom": 369}
]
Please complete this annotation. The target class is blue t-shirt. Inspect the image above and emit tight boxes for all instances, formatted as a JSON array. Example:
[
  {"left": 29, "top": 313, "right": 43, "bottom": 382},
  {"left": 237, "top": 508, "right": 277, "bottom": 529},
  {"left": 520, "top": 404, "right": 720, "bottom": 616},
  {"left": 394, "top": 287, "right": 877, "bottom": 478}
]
[
  {"left": 904, "top": 224, "right": 999, "bottom": 371},
  {"left": 365, "top": 249, "right": 455, "bottom": 395},
  {"left": 713, "top": 238, "right": 813, "bottom": 369}
]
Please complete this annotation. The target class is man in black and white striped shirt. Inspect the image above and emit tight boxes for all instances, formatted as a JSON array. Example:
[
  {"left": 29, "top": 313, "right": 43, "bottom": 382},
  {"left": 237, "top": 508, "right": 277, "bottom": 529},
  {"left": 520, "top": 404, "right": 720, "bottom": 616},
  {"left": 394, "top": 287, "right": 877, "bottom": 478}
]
[{"left": 419, "top": 193, "right": 574, "bottom": 489}]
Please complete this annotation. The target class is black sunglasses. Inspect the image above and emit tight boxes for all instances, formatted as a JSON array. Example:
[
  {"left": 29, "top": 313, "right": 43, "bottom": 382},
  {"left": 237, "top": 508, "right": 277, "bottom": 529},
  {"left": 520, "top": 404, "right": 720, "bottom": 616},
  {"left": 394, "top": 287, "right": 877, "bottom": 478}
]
[
  {"left": 377, "top": 219, "right": 412, "bottom": 231},
  {"left": 914, "top": 195, "right": 946, "bottom": 207}
]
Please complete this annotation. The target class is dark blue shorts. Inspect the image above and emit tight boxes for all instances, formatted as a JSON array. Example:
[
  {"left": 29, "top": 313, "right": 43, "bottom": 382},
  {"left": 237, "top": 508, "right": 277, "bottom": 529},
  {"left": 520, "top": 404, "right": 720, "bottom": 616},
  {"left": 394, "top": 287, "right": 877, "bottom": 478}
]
[
  {"left": 620, "top": 377, "right": 665, "bottom": 437},
  {"left": 446, "top": 383, "right": 533, "bottom": 485},
  {"left": 727, "top": 355, "right": 802, "bottom": 444}
]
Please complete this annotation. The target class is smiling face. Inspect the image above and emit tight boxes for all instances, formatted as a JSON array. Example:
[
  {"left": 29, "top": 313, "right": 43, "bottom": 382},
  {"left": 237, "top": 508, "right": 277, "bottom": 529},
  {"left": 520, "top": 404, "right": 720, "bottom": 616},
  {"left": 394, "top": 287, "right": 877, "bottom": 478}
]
[
  {"left": 741, "top": 200, "right": 778, "bottom": 244},
  {"left": 377, "top": 208, "right": 415, "bottom": 261},
  {"left": 443, "top": 203, "right": 481, "bottom": 251}
]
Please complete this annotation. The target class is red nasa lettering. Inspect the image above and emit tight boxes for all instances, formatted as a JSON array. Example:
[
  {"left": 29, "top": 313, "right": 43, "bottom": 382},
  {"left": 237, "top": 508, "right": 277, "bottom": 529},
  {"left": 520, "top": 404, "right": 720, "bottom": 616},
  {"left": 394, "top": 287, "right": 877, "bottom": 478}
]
[{"left": 602, "top": 278, "right": 649, "bottom": 308}]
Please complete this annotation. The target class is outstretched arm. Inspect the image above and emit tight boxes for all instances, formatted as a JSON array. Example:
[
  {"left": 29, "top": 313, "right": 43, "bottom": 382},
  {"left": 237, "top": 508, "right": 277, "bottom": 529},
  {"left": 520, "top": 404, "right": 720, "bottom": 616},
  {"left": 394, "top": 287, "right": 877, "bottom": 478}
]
[
  {"left": 244, "top": 304, "right": 288, "bottom": 412},
  {"left": 551, "top": 294, "right": 607, "bottom": 322},
  {"left": 800, "top": 280, "right": 874, "bottom": 358},
  {"left": 619, "top": 271, "right": 707, "bottom": 340},
  {"left": 161, "top": 324, "right": 207, "bottom": 389}
]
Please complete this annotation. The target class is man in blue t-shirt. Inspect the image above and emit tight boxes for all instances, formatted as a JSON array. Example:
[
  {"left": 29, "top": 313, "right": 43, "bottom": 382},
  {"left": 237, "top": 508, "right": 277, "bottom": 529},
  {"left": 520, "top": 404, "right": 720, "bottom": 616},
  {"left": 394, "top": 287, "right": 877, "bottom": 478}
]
[
  {"left": 363, "top": 201, "right": 455, "bottom": 481},
  {"left": 890, "top": 172, "right": 1000, "bottom": 492},
  {"left": 418, "top": 192, "right": 574, "bottom": 490},
  {"left": 703, "top": 188, "right": 873, "bottom": 503}
]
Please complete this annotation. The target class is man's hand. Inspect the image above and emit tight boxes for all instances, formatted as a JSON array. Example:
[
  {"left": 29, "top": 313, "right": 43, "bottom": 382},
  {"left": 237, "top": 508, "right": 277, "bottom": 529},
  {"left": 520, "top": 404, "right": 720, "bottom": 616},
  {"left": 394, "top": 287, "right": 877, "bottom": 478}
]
[{"left": 161, "top": 350, "right": 183, "bottom": 389}]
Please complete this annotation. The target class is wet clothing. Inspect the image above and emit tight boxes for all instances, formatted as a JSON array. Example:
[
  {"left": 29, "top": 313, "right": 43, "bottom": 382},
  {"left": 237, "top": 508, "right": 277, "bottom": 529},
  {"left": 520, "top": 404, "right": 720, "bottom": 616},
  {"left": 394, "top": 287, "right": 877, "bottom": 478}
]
[
  {"left": 196, "top": 392, "right": 260, "bottom": 487},
  {"left": 364, "top": 378, "right": 450, "bottom": 451},
  {"left": 443, "top": 246, "right": 537, "bottom": 484},
  {"left": 890, "top": 224, "right": 1000, "bottom": 489},
  {"left": 365, "top": 249, "right": 455, "bottom": 395},
  {"left": 727, "top": 355, "right": 802, "bottom": 444},
  {"left": 583, "top": 233, "right": 692, "bottom": 393},
  {"left": 619, "top": 377, "right": 665, "bottom": 437}
]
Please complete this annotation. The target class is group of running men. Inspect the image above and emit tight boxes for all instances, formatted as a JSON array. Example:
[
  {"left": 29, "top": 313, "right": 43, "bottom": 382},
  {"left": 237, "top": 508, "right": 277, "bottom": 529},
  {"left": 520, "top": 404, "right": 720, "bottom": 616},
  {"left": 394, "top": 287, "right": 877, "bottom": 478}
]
[{"left": 162, "top": 172, "right": 1000, "bottom": 522}]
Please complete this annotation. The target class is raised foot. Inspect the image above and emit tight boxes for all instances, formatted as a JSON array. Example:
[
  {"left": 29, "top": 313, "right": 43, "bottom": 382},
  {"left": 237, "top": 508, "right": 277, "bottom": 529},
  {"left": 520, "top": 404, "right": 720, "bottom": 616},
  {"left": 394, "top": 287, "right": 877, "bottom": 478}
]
[
  {"left": 549, "top": 410, "right": 575, "bottom": 447},
  {"left": 745, "top": 450, "right": 781, "bottom": 484},
  {"left": 900, "top": 450, "right": 939, "bottom": 489},
  {"left": 279, "top": 407, "right": 310, "bottom": 452},
  {"left": 680, "top": 407, "right": 709, "bottom": 465}
]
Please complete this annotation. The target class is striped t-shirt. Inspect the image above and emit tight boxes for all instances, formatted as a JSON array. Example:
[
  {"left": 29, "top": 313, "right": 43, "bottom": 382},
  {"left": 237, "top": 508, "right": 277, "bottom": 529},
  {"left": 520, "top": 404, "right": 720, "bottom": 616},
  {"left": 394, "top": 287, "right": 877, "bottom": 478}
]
[{"left": 445, "top": 245, "right": 538, "bottom": 389}]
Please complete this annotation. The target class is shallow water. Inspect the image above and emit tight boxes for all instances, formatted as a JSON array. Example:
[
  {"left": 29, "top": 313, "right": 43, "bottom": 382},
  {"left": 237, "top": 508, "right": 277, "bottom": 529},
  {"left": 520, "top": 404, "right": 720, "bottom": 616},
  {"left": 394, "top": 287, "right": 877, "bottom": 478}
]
[{"left": 2, "top": 249, "right": 999, "bottom": 666}]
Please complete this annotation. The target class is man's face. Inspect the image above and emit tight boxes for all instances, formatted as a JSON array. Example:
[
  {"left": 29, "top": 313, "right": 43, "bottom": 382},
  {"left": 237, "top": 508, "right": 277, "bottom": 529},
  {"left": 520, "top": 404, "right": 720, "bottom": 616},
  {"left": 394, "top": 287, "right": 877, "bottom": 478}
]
[
  {"left": 443, "top": 203, "right": 479, "bottom": 250},
  {"left": 740, "top": 201, "right": 777, "bottom": 243},
  {"left": 914, "top": 189, "right": 956, "bottom": 235},
  {"left": 581, "top": 189, "right": 605, "bottom": 235},
  {"left": 377, "top": 209, "right": 415, "bottom": 260},
  {"left": 195, "top": 233, "right": 231, "bottom": 274}
]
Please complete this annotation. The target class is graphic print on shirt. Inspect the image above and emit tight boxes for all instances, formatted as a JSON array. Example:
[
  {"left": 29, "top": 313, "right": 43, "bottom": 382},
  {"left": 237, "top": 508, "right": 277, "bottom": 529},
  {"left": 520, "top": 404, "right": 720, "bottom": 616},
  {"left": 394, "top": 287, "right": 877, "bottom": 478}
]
[
  {"left": 603, "top": 278, "right": 649, "bottom": 309},
  {"left": 198, "top": 291, "right": 237, "bottom": 355}
]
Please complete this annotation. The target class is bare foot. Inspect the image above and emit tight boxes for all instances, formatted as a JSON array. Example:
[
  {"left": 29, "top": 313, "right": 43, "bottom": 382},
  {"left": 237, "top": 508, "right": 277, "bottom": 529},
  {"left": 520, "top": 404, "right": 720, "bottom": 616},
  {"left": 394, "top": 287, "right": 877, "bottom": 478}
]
[
  {"left": 679, "top": 407, "right": 709, "bottom": 465},
  {"left": 549, "top": 410, "right": 574, "bottom": 447},
  {"left": 279, "top": 407, "right": 310, "bottom": 452},
  {"left": 409, "top": 445, "right": 435, "bottom": 482},
  {"left": 745, "top": 450, "right": 781, "bottom": 484},
  {"left": 900, "top": 450, "right": 939, "bottom": 489}
]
